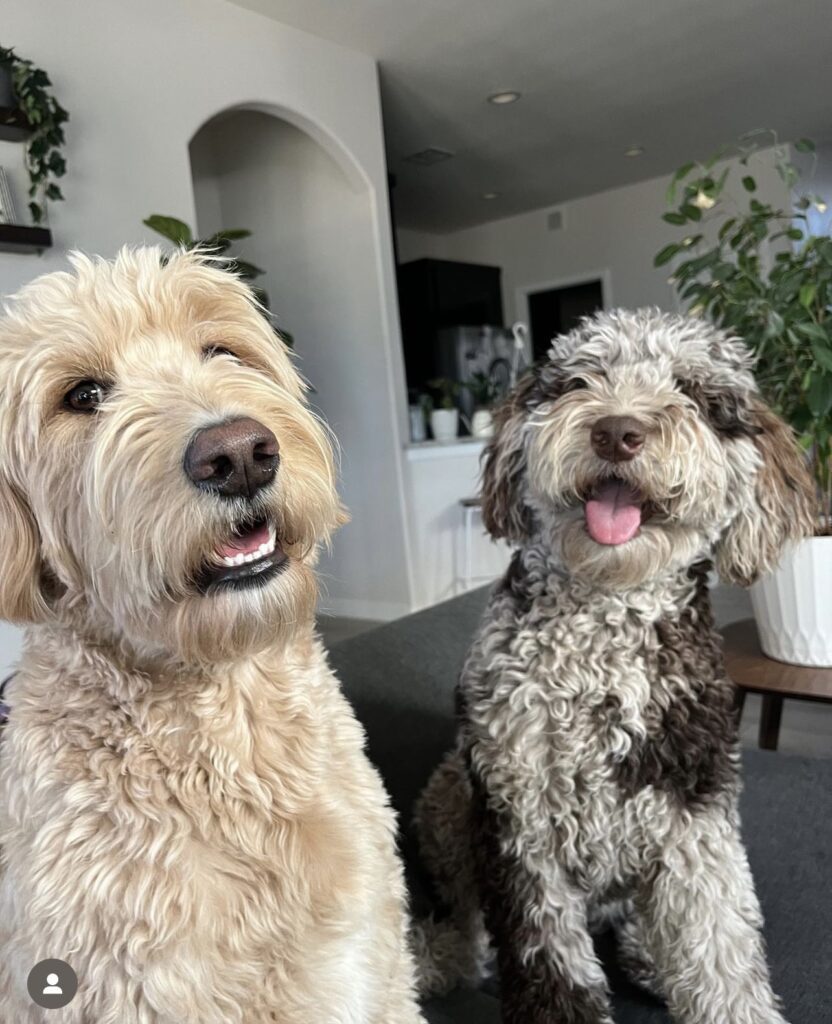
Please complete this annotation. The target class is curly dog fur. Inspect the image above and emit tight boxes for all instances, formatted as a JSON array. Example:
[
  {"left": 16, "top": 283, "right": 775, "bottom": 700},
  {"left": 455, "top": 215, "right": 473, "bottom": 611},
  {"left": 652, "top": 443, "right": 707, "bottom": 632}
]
[
  {"left": 0, "top": 248, "right": 424, "bottom": 1024},
  {"left": 415, "top": 309, "right": 814, "bottom": 1024}
]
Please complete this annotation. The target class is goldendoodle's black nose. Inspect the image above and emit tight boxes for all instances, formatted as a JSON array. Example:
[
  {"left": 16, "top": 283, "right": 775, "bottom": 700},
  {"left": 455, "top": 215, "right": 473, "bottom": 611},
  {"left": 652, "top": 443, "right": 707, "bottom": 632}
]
[
  {"left": 591, "top": 415, "right": 646, "bottom": 462},
  {"left": 184, "top": 417, "right": 279, "bottom": 499}
]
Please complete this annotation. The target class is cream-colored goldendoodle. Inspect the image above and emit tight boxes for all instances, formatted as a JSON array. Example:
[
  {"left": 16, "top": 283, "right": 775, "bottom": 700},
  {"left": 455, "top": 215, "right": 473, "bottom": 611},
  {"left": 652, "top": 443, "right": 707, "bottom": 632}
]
[{"left": 0, "top": 248, "right": 424, "bottom": 1024}]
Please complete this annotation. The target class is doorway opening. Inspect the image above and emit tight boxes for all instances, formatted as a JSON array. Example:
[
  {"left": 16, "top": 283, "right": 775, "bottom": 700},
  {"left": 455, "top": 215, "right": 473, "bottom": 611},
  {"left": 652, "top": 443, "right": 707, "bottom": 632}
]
[{"left": 527, "top": 278, "right": 604, "bottom": 361}]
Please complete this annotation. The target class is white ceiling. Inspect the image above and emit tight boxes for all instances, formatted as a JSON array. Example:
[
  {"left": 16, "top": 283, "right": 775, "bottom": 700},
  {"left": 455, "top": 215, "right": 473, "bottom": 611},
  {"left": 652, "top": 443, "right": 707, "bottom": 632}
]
[{"left": 231, "top": 0, "right": 832, "bottom": 233}]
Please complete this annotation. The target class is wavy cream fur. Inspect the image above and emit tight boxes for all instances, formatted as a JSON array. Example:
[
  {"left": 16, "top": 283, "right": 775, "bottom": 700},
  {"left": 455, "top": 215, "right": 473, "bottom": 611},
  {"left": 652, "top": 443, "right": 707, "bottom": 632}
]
[{"left": 0, "top": 248, "right": 423, "bottom": 1024}]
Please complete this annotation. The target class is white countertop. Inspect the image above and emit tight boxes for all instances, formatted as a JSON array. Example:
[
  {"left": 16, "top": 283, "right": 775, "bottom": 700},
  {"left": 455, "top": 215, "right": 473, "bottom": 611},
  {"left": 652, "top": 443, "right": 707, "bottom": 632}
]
[{"left": 405, "top": 436, "right": 488, "bottom": 461}]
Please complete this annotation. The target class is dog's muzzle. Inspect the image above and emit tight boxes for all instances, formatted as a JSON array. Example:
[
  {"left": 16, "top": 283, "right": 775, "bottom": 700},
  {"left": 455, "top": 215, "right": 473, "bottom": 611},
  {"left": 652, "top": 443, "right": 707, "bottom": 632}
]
[{"left": 185, "top": 417, "right": 289, "bottom": 593}]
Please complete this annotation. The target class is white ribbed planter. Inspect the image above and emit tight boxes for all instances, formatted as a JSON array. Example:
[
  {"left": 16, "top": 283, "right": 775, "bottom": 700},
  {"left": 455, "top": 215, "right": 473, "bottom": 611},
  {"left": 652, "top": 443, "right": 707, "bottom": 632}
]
[
  {"left": 430, "top": 408, "right": 459, "bottom": 443},
  {"left": 471, "top": 409, "right": 494, "bottom": 438},
  {"left": 750, "top": 537, "right": 832, "bottom": 667}
]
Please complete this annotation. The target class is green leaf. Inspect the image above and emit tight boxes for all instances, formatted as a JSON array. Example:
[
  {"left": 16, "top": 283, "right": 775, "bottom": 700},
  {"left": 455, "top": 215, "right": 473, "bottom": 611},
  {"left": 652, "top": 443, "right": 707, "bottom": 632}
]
[
  {"left": 143, "top": 215, "right": 193, "bottom": 246},
  {"left": 665, "top": 161, "right": 696, "bottom": 204},
  {"left": 807, "top": 375, "right": 832, "bottom": 418},
  {"left": 654, "top": 243, "right": 681, "bottom": 267},
  {"left": 680, "top": 203, "right": 702, "bottom": 222},
  {"left": 764, "top": 310, "right": 785, "bottom": 338},
  {"left": 787, "top": 227, "right": 804, "bottom": 241},
  {"left": 199, "top": 235, "right": 232, "bottom": 255},
  {"left": 796, "top": 322, "right": 831, "bottom": 344},
  {"left": 742, "top": 175, "right": 757, "bottom": 192},
  {"left": 718, "top": 217, "right": 737, "bottom": 241},
  {"left": 662, "top": 212, "right": 687, "bottom": 225},
  {"left": 799, "top": 283, "right": 817, "bottom": 309},
  {"left": 212, "top": 228, "right": 251, "bottom": 241},
  {"left": 751, "top": 220, "right": 767, "bottom": 242},
  {"left": 794, "top": 138, "right": 816, "bottom": 153},
  {"left": 231, "top": 259, "right": 265, "bottom": 280},
  {"left": 811, "top": 342, "right": 832, "bottom": 373}
]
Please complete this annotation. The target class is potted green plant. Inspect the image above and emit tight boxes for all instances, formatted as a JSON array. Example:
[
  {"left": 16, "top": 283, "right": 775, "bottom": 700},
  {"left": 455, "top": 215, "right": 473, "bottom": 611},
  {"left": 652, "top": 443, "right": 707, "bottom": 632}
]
[
  {"left": 0, "top": 45, "right": 69, "bottom": 224},
  {"left": 462, "top": 371, "right": 499, "bottom": 438},
  {"left": 426, "top": 377, "right": 461, "bottom": 443},
  {"left": 656, "top": 132, "right": 832, "bottom": 665},
  {"left": 143, "top": 215, "right": 292, "bottom": 348}
]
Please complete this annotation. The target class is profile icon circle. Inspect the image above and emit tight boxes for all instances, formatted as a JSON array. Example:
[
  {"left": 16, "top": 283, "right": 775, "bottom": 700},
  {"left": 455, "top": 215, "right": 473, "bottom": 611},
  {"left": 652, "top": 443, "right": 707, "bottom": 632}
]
[{"left": 27, "top": 958, "right": 78, "bottom": 1009}]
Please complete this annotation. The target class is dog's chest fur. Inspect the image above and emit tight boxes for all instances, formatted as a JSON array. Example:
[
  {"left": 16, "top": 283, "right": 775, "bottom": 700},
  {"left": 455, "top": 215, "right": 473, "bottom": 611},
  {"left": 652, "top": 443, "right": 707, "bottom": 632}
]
[
  {"left": 1, "top": 634, "right": 399, "bottom": 1023},
  {"left": 462, "top": 552, "right": 740, "bottom": 894}
]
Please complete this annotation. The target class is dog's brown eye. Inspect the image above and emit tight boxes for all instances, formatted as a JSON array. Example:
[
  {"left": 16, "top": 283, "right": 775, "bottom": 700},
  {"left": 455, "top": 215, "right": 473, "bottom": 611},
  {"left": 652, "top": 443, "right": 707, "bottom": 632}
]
[
  {"left": 564, "top": 377, "right": 589, "bottom": 392},
  {"left": 203, "top": 345, "right": 240, "bottom": 361},
  {"left": 64, "top": 380, "right": 108, "bottom": 413}
]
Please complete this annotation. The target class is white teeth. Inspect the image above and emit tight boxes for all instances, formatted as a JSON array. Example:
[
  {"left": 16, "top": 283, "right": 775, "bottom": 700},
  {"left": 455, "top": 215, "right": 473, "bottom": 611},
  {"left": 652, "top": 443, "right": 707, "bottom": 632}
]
[{"left": 215, "top": 523, "right": 277, "bottom": 570}]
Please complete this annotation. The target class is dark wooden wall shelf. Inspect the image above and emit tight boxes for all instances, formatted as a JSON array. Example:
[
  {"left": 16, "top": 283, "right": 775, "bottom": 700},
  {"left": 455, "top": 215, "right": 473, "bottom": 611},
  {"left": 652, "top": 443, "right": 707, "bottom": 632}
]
[
  {"left": 0, "top": 224, "right": 52, "bottom": 254},
  {"left": 0, "top": 107, "right": 32, "bottom": 142}
]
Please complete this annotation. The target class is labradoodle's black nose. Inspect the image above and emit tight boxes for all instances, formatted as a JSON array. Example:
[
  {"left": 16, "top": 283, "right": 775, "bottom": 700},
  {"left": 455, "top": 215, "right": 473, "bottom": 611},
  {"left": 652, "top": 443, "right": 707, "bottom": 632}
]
[
  {"left": 184, "top": 417, "right": 279, "bottom": 499},
  {"left": 591, "top": 415, "right": 646, "bottom": 462}
]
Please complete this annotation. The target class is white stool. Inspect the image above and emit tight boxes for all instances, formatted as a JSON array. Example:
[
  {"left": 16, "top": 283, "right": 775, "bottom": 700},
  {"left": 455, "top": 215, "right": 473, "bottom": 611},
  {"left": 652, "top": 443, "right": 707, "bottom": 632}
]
[{"left": 458, "top": 497, "right": 496, "bottom": 592}]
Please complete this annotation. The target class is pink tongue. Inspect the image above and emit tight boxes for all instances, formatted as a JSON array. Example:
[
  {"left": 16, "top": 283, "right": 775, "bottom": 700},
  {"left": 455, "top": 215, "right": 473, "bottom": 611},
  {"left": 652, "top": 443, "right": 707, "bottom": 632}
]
[
  {"left": 585, "top": 480, "right": 642, "bottom": 546},
  {"left": 217, "top": 521, "right": 270, "bottom": 559}
]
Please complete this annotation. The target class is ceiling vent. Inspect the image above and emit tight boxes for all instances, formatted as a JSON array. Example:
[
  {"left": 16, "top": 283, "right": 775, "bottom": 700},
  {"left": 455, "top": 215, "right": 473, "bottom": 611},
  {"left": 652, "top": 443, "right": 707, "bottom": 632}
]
[
  {"left": 547, "top": 208, "right": 565, "bottom": 231},
  {"left": 403, "top": 147, "right": 454, "bottom": 166}
]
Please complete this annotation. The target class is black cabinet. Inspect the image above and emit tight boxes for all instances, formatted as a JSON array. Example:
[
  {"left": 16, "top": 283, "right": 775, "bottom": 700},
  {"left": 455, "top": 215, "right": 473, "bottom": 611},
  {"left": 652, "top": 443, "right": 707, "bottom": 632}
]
[{"left": 397, "top": 258, "right": 504, "bottom": 392}]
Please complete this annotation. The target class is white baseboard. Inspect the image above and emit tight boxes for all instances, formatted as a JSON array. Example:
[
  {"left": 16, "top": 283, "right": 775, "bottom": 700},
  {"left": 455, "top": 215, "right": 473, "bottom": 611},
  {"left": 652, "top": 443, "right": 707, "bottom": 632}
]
[{"left": 317, "top": 596, "right": 412, "bottom": 622}]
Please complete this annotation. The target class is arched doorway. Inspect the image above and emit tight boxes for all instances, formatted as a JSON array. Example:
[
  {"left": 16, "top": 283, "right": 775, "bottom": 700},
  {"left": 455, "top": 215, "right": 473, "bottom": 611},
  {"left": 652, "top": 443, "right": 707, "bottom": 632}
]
[{"left": 188, "top": 108, "right": 413, "bottom": 618}]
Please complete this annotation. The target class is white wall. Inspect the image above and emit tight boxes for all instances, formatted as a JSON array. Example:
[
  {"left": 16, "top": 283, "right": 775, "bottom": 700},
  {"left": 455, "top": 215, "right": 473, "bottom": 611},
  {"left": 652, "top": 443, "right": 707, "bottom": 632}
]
[
  {"left": 0, "top": 0, "right": 414, "bottom": 676},
  {"left": 398, "top": 152, "right": 793, "bottom": 323},
  {"left": 190, "top": 111, "right": 412, "bottom": 619}
]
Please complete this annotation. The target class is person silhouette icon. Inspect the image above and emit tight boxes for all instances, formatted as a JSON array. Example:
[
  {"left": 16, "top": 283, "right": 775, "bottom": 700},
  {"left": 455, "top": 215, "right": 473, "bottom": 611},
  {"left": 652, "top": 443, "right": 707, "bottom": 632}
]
[
  {"left": 42, "top": 973, "right": 63, "bottom": 995},
  {"left": 27, "top": 958, "right": 77, "bottom": 1008}
]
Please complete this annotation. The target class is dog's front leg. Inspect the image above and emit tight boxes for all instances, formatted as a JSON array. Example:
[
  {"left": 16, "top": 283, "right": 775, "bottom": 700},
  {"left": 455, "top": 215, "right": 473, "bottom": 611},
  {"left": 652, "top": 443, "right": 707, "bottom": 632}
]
[
  {"left": 638, "top": 808, "right": 788, "bottom": 1024},
  {"left": 470, "top": 773, "right": 613, "bottom": 1024}
]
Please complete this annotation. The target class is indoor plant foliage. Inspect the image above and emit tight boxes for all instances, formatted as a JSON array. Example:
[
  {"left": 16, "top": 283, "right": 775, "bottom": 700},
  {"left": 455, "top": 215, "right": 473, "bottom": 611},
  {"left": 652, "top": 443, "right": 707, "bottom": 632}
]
[
  {"left": 143, "top": 215, "right": 292, "bottom": 347},
  {"left": 657, "top": 134, "right": 832, "bottom": 664},
  {"left": 0, "top": 45, "right": 69, "bottom": 224},
  {"left": 426, "top": 377, "right": 461, "bottom": 442},
  {"left": 463, "top": 371, "right": 499, "bottom": 438}
]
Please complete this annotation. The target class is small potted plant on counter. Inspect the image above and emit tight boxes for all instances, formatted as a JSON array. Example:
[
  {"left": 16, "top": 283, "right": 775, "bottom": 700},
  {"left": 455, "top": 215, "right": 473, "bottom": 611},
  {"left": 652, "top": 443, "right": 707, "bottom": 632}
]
[
  {"left": 462, "top": 371, "right": 498, "bottom": 438},
  {"left": 657, "top": 132, "right": 832, "bottom": 665},
  {"left": 427, "top": 378, "right": 461, "bottom": 443}
]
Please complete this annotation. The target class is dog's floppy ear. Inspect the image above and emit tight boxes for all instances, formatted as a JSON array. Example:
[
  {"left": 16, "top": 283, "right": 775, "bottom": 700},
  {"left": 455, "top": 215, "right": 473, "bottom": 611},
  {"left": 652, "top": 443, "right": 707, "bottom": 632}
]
[
  {"left": 0, "top": 474, "right": 48, "bottom": 623},
  {"left": 715, "top": 398, "right": 816, "bottom": 586},
  {"left": 481, "top": 369, "right": 542, "bottom": 542}
]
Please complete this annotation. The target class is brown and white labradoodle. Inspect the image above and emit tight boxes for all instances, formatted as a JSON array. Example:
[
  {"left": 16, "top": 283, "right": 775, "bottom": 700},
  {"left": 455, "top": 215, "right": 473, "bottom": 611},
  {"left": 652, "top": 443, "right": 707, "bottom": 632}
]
[
  {"left": 414, "top": 309, "right": 814, "bottom": 1024},
  {"left": 0, "top": 248, "right": 424, "bottom": 1024}
]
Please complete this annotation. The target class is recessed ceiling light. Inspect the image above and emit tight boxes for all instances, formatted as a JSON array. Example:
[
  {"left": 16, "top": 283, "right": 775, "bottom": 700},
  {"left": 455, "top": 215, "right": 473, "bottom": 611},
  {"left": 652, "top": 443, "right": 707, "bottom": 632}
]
[
  {"left": 625, "top": 145, "right": 645, "bottom": 158},
  {"left": 488, "top": 91, "right": 521, "bottom": 105},
  {"left": 482, "top": 192, "right": 500, "bottom": 200}
]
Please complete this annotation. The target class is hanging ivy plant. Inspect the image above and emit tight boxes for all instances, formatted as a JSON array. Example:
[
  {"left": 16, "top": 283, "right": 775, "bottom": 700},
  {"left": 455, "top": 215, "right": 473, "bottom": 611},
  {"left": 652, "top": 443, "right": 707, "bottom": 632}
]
[{"left": 0, "top": 45, "right": 69, "bottom": 224}]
